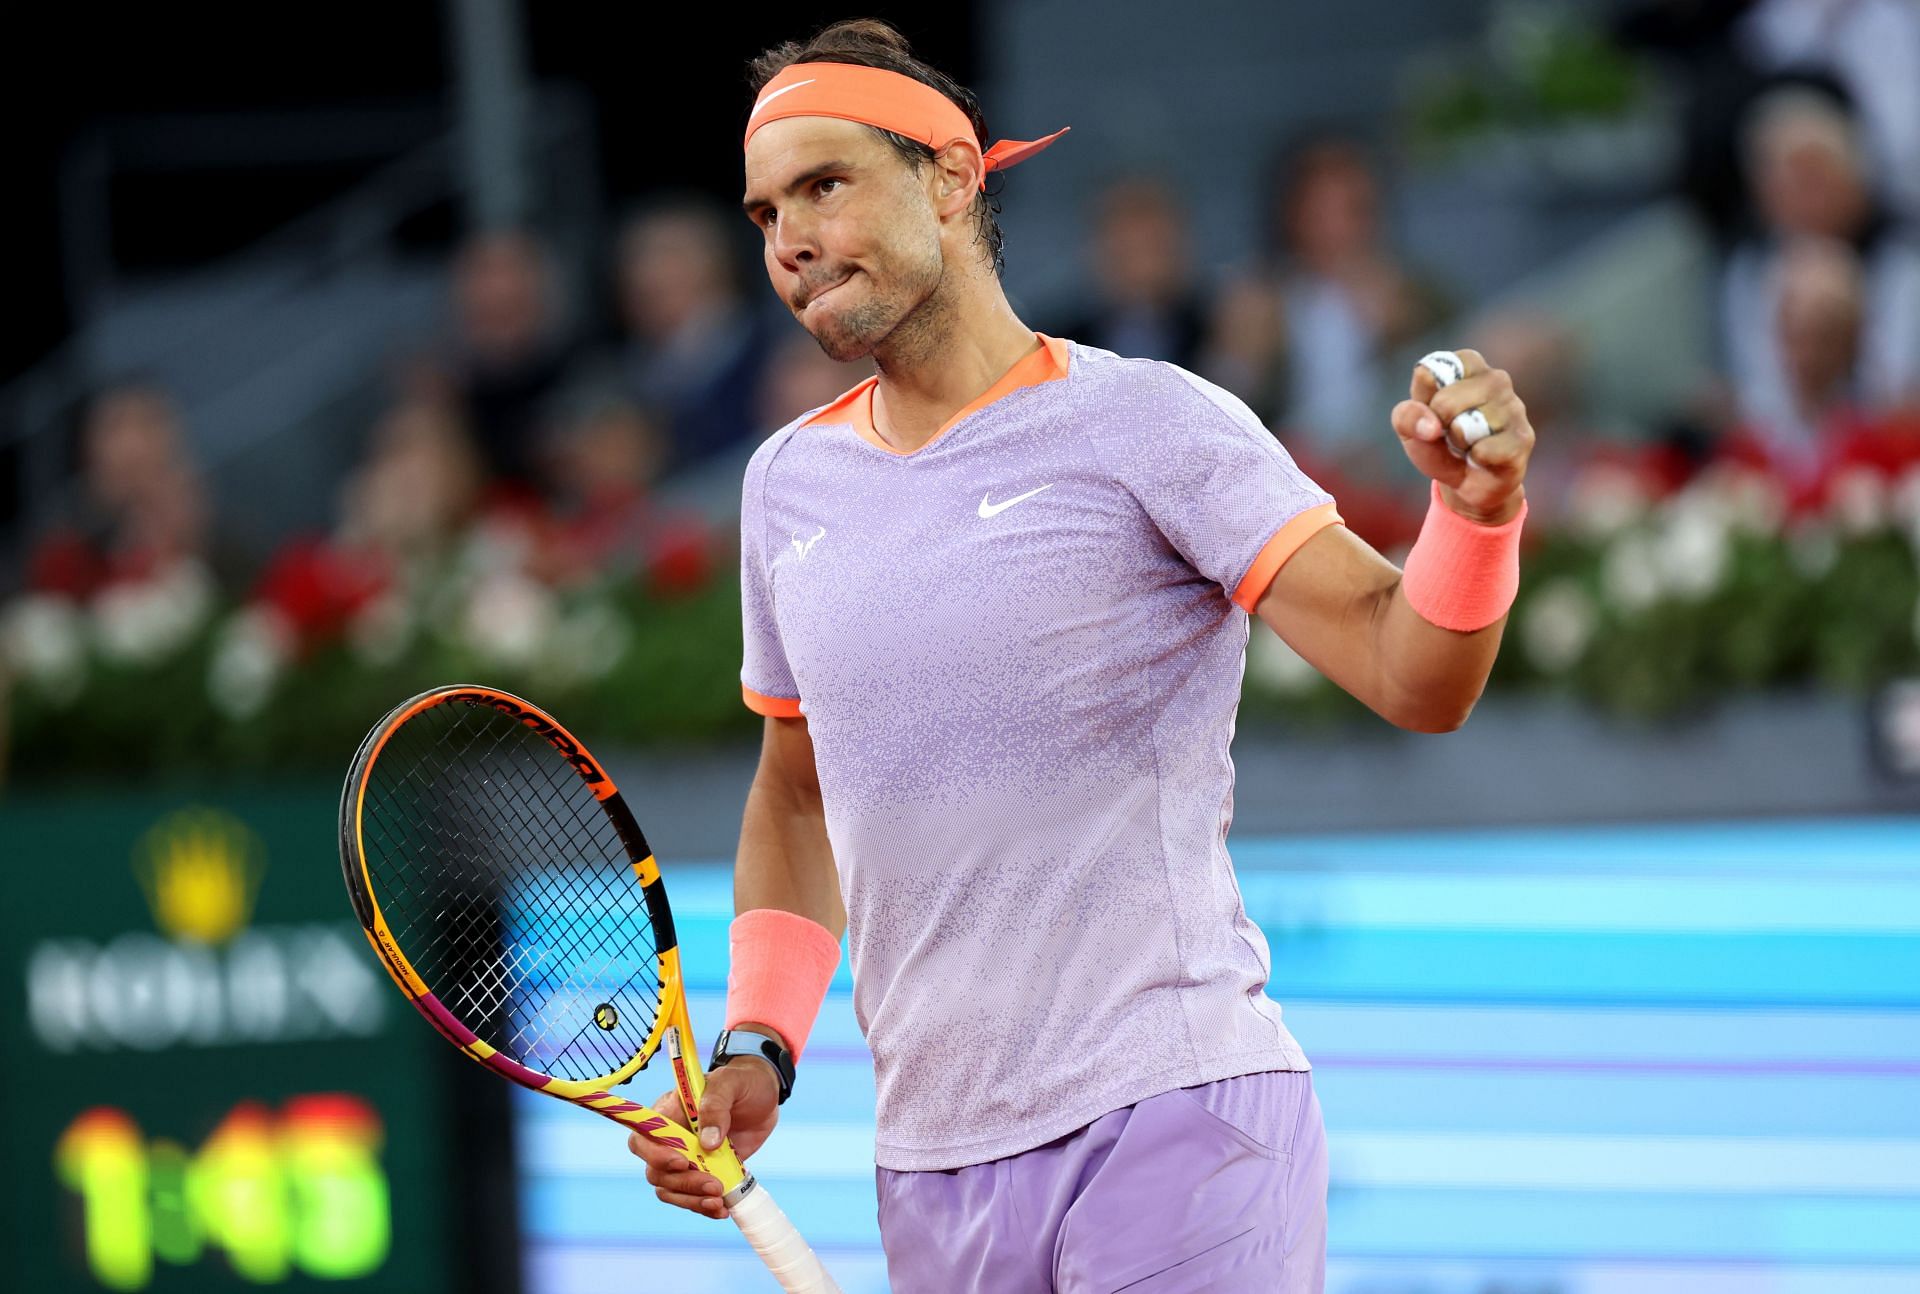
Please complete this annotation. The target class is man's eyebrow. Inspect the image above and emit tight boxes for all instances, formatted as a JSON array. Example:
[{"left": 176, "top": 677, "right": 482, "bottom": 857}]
[{"left": 742, "top": 160, "right": 856, "bottom": 215}]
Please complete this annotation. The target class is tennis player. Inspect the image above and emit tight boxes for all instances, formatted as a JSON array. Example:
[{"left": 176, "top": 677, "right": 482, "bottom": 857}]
[{"left": 628, "top": 19, "right": 1534, "bottom": 1292}]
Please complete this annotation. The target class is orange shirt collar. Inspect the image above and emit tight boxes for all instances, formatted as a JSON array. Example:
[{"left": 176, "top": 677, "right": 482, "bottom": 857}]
[{"left": 799, "top": 333, "right": 1069, "bottom": 455}]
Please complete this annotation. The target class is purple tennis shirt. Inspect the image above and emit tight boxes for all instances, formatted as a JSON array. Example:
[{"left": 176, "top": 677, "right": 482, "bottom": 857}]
[{"left": 739, "top": 335, "right": 1340, "bottom": 1171}]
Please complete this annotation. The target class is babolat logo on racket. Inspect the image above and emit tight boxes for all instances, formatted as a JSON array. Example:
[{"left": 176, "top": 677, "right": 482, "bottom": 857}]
[{"left": 471, "top": 694, "right": 609, "bottom": 788}]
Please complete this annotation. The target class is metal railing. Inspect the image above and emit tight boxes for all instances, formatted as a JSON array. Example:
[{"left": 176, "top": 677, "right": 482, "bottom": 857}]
[{"left": 2, "top": 85, "right": 602, "bottom": 584}]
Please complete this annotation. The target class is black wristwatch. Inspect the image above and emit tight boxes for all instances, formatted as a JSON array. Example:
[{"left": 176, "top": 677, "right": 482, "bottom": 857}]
[{"left": 710, "top": 1025, "right": 796, "bottom": 1105}]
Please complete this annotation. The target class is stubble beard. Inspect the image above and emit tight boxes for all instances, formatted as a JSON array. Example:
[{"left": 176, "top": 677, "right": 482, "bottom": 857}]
[{"left": 802, "top": 223, "right": 947, "bottom": 366}]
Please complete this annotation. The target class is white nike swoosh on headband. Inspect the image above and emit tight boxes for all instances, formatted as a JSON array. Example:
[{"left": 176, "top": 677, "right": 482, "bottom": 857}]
[{"left": 750, "top": 79, "right": 817, "bottom": 120}]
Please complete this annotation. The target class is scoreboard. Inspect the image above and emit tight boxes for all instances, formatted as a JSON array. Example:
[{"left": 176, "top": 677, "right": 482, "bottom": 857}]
[{"left": 0, "top": 786, "right": 497, "bottom": 1293}]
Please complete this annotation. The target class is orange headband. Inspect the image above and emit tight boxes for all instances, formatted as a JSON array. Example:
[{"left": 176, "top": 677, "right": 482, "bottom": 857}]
[{"left": 745, "top": 62, "right": 1069, "bottom": 190}]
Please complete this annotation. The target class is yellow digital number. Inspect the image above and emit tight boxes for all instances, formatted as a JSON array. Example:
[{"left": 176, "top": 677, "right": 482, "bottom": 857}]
[
  {"left": 284, "top": 1095, "right": 390, "bottom": 1279},
  {"left": 54, "top": 1096, "right": 394, "bottom": 1288},
  {"left": 55, "top": 1109, "right": 151, "bottom": 1291}
]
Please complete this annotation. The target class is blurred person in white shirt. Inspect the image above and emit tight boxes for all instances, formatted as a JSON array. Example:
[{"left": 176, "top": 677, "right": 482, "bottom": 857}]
[
  {"left": 1207, "top": 135, "right": 1444, "bottom": 468},
  {"left": 1720, "top": 85, "right": 1920, "bottom": 463},
  {"left": 1739, "top": 0, "right": 1920, "bottom": 224}
]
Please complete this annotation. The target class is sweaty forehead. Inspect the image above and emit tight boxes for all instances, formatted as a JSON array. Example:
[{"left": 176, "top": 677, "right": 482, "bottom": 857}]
[{"left": 743, "top": 117, "right": 889, "bottom": 196}]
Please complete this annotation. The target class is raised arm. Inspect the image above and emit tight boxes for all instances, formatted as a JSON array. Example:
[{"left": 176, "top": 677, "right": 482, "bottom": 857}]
[{"left": 1254, "top": 348, "right": 1533, "bottom": 733}]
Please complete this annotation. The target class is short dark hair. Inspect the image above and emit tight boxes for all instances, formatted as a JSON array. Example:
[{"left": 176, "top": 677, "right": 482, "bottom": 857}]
[{"left": 747, "top": 19, "right": 1006, "bottom": 276}]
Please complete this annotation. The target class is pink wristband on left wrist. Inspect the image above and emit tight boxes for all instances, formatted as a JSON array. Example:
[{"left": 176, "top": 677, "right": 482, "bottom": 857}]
[
  {"left": 1401, "top": 481, "right": 1527, "bottom": 632},
  {"left": 723, "top": 909, "right": 841, "bottom": 1061}
]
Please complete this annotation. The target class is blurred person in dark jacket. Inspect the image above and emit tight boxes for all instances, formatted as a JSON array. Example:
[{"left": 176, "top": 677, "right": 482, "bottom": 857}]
[
  {"left": 443, "top": 228, "right": 573, "bottom": 488},
  {"left": 1721, "top": 86, "right": 1920, "bottom": 459},
  {"left": 1611, "top": 0, "right": 1769, "bottom": 244},
  {"left": 1052, "top": 176, "right": 1211, "bottom": 371},
  {"left": 614, "top": 198, "right": 777, "bottom": 472},
  {"left": 29, "top": 381, "right": 211, "bottom": 599},
  {"left": 1207, "top": 134, "right": 1445, "bottom": 458}
]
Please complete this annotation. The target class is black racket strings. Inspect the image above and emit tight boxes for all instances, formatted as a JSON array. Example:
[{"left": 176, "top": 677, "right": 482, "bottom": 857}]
[{"left": 358, "top": 700, "right": 666, "bottom": 1082}]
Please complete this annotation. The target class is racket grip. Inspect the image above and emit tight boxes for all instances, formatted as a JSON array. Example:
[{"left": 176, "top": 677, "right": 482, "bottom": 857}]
[{"left": 728, "top": 1178, "right": 842, "bottom": 1293}]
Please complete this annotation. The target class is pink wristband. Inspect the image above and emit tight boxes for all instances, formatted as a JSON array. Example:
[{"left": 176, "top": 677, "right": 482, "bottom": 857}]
[
  {"left": 1400, "top": 482, "right": 1527, "bottom": 632},
  {"left": 723, "top": 908, "right": 841, "bottom": 1061}
]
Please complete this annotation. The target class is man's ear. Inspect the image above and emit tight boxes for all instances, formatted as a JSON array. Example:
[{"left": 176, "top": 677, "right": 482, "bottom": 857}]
[{"left": 929, "top": 141, "right": 984, "bottom": 221}]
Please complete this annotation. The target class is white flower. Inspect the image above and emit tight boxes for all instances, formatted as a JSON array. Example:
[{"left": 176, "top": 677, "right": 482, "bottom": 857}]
[
  {"left": 91, "top": 561, "right": 216, "bottom": 665},
  {"left": 206, "top": 606, "right": 295, "bottom": 720},
  {"left": 0, "top": 595, "right": 87, "bottom": 703},
  {"left": 1654, "top": 498, "right": 1731, "bottom": 600},
  {"left": 1827, "top": 466, "right": 1889, "bottom": 537},
  {"left": 1601, "top": 533, "right": 1664, "bottom": 612},
  {"left": 1246, "top": 631, "right": 1323, "bottom": 697},
  {"left": 1696, "top": 464, "right": 1786, "bottom": 537},
  {"left": 462, "top": 574, "right": 554, "bottom": 670},
  {"left": 1568, "top": 464, "right": 1650, "bottom": 542},
  {"left": 1521, "top": 579, "right": 1598, "bottom": 674},
  {"left": 541, "top": 601, "right": 631, "bottom": 686},
  {"left": 347, "top": 594, "right": 415, "bottom": 668},
  {"left": 460, "top": 517, "right": 534, "bottom": 579},
  {"left": 1788, "top": 522, "right": 1839, "bottom": 579}
]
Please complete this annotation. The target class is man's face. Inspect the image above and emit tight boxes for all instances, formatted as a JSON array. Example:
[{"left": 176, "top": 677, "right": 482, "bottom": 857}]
[
  {"left": 743, "top": 116, "right": 947, "bottom": 362},
  {"left": 1777, "top": 245, "right": 1863, "bottom": 405},
  {"left": 1756, "top": 130, "right": 1865, "bottom": 240},
  {"left": 1094, "top": 189, "right": 1187, "bottom": 307}
]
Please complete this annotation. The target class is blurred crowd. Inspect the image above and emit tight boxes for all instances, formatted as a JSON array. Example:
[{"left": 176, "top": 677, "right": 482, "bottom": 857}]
[
  {"left": 22, "top": 203, "right": 866, "bottom": 662},
  {"left": 13, "top": 0, "right": 1920, "bottom": 667}
]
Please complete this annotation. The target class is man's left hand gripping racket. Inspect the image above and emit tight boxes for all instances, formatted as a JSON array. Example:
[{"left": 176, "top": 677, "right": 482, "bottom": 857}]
[{"left": 338, "top": 684, "right": 841, "bottom": 1293}]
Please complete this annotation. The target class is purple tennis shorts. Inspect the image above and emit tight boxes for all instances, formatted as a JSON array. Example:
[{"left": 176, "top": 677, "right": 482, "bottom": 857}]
[{"left": 876, "top": 1069, "right": 1327, "bottom": 1292}]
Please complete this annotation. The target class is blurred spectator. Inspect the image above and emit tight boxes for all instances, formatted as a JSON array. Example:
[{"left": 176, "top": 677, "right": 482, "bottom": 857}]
[
  {"left": 530, "top": 393, "right": 673, "bottom": 588},
  {"left": 254, "top": 398, "right": 482, "bottom": 648},
  {"left": 757, "top": 332, "right": 872, "bottom": 430},
  {"left": 644, "top": 335, "right": 871, "bottom": 528},
  {"left": 613, "top": 198, "right": 777, "bottom": 471},
  {"left": 1468, "top": 310, "right": 1597, "bottom": 526},
  {"left": 443, "top": 229, "right": 572, "bottom": 487},
  {"left": 341, "top": 399, "right": 485, "bottom": 564},
  {"left": 1714, "top": 235, "right": 1920, "bottom": 508},
  {"left": 1721, "top": 235, "right": 1874, "bottom": 487},
  {"left": 1053, "top": 177, "right": 1211, "bottom": 369},
  {"left": 1611, "top": 0, "right": 1772, "bottom": 244},
  {"left": 1721, "top": 87, "right": 1920, "bottom": 461},
  {"left": 1208, "top": 134, "right": 1446, "bottom": 459},
  {"left": 29, "top": 382, "right": 210, "bottom": 599},
  {"left": 1738, "top": 0, "right": 1920, "bottom": 225},
  {"left": 1778, "top": 238, "right": 1868, "bottom": 424}
]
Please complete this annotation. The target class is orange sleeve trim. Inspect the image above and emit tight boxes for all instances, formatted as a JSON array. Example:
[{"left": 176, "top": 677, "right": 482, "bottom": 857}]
[
  {"left": 741, "top": 684, "right": 803, "bottom": 718},
  {"left": 1230, "top": 502, "right": 1344, "bottom": 612}
]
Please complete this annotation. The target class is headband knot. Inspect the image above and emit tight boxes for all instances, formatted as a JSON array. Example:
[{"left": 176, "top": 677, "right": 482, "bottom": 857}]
[{"left": 745, "top": 63, "right": 1068, "bottom": 189}]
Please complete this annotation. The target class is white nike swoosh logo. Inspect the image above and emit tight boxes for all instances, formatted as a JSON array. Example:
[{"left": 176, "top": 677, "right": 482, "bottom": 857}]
[
  {"left": 978, "top": 485, "right": 1053, "bottom": 518},
  {"left": 750, "top": 79, "right": 816, "bottom": 120}
]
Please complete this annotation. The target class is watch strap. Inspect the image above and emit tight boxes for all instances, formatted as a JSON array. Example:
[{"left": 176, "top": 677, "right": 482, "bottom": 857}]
[{"left": 711, "top": 1025, "right": 796, "bottom": 1105}]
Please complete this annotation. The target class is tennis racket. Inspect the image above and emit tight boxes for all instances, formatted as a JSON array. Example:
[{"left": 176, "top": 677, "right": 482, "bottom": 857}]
[{"left": 338, "top": 683, "right": 840, "bottom": 1292}]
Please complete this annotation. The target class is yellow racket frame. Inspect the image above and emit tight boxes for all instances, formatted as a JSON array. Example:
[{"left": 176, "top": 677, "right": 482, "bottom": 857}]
[{"left": 339, "top": 684, "right": 747, "bottom": 1192}]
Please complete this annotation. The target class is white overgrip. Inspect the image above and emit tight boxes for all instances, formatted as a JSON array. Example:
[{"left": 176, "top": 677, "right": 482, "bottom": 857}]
[{"left": 728, "top": 1178, "right": 842, "bottom": 1293}]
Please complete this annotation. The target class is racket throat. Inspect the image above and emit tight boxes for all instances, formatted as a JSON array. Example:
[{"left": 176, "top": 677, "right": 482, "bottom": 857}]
[{"left": 665, "top": 1026, "right": 703, "bottom": 1133}]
